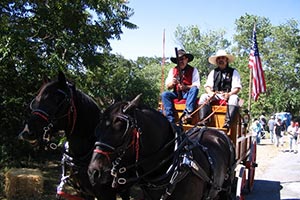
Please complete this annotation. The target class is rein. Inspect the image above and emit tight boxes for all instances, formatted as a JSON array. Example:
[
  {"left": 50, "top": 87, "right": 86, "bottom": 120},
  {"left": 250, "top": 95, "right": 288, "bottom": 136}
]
[
  {"left": 190, "top": 92, "right": 216, "bottom": 117},
  {"left": 198, "top": 98, "right": 226, "bottom": 125},
  {"left": 183, "top": 92, "right": 226, "bottom": 126},
  {"left": 181, "top": 92, "right": 226, "bottom": 125},
  {"left": 179, "top": 93, "right": 216, "bottom": 124}
]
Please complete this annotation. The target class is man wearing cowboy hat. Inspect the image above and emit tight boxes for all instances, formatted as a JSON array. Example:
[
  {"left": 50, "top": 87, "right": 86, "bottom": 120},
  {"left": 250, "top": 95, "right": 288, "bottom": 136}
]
[
  {"left": 161, "top": 49, "right": 200, "bottom": 124},
  {"left": 198, "top": 49, "right": 242, "bottom": 128}
]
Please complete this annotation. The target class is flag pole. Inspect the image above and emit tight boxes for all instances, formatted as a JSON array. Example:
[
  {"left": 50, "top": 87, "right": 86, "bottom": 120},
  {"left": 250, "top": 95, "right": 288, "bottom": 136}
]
[
  {"left": 158, "top": 29, "right": 166, "bottom": 110},
  {"left": 248, "top": 22, "right": 256, "bottom": 112},
  {"left": 160, "top": 29, "right": 165, "bottom": 94},
  {"left": 248, "top": 67, "right": 253, "bottom": 112}
]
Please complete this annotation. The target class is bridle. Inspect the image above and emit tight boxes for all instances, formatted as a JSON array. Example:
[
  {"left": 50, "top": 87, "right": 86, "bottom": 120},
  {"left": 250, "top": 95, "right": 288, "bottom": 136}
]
[
  {"left": 29, "top": 86, "right": 77, "bottom": 150},
  {"left": 92, "top": 108, "right": 180, "bottom": 190},
  {"left": 93, "top": 110, "right": 141, "bottom": 188}
]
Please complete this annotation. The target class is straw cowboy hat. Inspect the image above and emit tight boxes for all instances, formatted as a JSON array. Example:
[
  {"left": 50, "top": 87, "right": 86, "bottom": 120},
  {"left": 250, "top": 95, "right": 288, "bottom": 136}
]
[
  {"left": 170, "top": 49, "right": 194, "bottom": 64},
  {"left": 208, "top": 50, "right": 235, "bottom": 65}
]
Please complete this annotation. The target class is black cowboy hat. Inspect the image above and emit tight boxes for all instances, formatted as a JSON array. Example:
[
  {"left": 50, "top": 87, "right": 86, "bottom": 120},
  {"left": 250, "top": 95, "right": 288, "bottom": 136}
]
[{"left": 170, "top": 49, "right": 194, "bottom": 64}]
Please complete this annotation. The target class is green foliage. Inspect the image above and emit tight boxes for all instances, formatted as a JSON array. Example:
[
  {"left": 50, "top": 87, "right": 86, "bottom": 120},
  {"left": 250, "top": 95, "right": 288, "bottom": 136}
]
[
  {"left": 233, "top": 15, "right": 300, "bottom": 117},
  {"left": 168, "top": 14, "right": 300, "bottom": 119},
  {"left": 0, "top": 0, "right": 137, "bottom": 165},
  {"left": 174, "top": 25, "right": 231, "bottom": 78}
]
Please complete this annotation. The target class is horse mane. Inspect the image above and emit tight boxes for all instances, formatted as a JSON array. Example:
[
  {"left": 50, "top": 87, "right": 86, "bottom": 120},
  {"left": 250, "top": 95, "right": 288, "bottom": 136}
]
[
  {"left": 104, "top": 100, "right": 162, "bottom": 116},
  {"left": 73, "top": 87, "right": 100, "bottom": 112}
]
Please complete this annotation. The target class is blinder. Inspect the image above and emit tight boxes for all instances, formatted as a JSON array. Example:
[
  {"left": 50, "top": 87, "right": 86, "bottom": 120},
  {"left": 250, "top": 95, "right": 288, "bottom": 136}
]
[
  {"left": 30, "top": 88, "right": 71, "bottom": 120},
  {"left": 94, "top": 111, "right": 137, "bottom": 157}
]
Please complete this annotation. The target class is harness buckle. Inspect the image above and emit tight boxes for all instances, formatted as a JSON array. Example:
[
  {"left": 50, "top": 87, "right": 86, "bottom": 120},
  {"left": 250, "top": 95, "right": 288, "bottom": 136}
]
[
  {"left": 111, "top": 168, "right": 117, "bottom": 177},
  {"left": 117, "top": 178, "right": 127, "bottom": 185},
  {"left": 49, "top": 143, "right": 58, "bottom": 150},
  {"left": 119, "top": 167, "right": 126, "bottom": 173},
  {"left": 43, "top": 123, "right": 53, "bottom": 142}
]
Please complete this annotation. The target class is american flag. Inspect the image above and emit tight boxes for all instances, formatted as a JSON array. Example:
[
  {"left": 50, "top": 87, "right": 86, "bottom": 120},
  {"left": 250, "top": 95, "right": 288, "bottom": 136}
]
[{"left": 248, "top": 26, "right": 266, "bottom": 101}]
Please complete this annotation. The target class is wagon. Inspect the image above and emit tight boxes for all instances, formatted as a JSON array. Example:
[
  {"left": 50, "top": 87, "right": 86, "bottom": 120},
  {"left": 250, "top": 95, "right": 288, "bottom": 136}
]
[{"left": 160, "top": 99, "right": 257, "bottom": 199}]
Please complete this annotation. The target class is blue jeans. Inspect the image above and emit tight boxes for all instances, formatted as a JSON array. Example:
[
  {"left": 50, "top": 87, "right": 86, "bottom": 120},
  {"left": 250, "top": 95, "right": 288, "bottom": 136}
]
[
  {"left": 269, "top": 130, "right": 274, "bottom": 143},
  {"left": 289, "top": 136, "right": 297, "bottom": 151},
  {"left": 161, "top": 86, "right": 199, "bottom": 123},
  {"left": 256, "top": 132, "right": 261, "bottom": 144}
]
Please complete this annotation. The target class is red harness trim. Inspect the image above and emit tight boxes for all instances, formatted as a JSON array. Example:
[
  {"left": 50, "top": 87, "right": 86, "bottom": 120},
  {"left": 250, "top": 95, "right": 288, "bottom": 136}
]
[
  {"left": 133, "top": 128, "right": 140, "bottom": 162},
  {"left": 57, "top": 190, "right": 85, "bottom": 200},
  {"left": 93, "top": 148, "right": 112, "bottom": 163},
  {"left": 93, "top": 128, "right": 140, "bottom": 163},
  {"left": 32, "top": 111, "right": 48, "bottom": 122},
  {"left": 68, "top": 98, "right": 77, "bottom": 135}
]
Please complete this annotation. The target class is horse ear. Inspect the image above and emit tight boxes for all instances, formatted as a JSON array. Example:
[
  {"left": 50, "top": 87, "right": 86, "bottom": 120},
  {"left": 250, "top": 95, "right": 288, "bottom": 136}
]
[
  {"left": 123, "top": 93, "right": 142, "bottom": 113},
  {"left": 58, "top": 71, "right": 67, "bottom": 85}
]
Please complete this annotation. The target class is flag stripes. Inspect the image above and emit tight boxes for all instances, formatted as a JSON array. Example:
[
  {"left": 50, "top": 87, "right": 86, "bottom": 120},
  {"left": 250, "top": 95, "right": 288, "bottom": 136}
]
[{"left": 248, "top": 26, "right": 266, "bottom": 101}]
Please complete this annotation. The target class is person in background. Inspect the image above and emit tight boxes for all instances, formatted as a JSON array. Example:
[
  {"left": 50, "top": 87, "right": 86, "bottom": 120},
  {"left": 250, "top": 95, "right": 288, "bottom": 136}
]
[
  {"left": 274, "top": 118, "right": 283, "bottom": 148},
  {"left": 251, "top": 118, "right": 263, "bottom": 144},
  {"left": 297, "top": 123, "right": 300, "bottom": 153},
  {"left": 281, "top": 118, "right": 287, "bottom": 133},
  {"left": 198, "top": 50, "right": 242, "bottom": 128},
  {"left": 260, "top": 113, "right": 267, "bottom": 131},
  {"left": 161, "top": 49, "right": 200, "bottom": 124},
  {"left": 287, "top": 120, "right": 298, "bottom": 153},
  {"left": 268, "top": 115, "right": 276, "bottom": 143}
]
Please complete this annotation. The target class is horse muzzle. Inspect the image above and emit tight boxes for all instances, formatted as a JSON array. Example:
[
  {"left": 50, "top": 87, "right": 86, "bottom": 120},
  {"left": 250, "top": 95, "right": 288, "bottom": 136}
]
[
  {"left": 18, "top": 124, "right": 38, "bottom": 146},
  {"left": 88, "top": 167, "right": 101, "bottom": 186},
  {"left": 88, "top": 166, "right": 112, "bottom": 186},
  {"left": 88, "top": 155, "right": 113, "bottom": 186}
]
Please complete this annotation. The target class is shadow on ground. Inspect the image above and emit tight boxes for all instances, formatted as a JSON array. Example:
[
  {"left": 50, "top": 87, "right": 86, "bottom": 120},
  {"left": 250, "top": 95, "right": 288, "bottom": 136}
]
[{"left": 246, "top": 179, "right": 281, "bottom": 200}]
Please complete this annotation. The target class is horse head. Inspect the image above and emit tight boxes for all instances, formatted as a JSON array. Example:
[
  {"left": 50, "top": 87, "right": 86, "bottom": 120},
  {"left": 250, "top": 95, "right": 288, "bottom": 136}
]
[
  {"left": 88, "top": 94, "right": 142, "bottom": 186},
  {"left": 88, "top": 93, "right": 175, "bottom": 189},
  {"left": 18, "top": 71, "right": 75, "bottom": 150}
]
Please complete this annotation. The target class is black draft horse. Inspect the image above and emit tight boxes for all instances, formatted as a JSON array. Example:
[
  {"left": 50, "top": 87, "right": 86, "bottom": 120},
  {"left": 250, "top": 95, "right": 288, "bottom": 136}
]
[
  {"left": 88, "top": 94, "right": 236, "bottom": 200},
  {"left": 18, "top": 71, "right": 129, "bottom": 200}
]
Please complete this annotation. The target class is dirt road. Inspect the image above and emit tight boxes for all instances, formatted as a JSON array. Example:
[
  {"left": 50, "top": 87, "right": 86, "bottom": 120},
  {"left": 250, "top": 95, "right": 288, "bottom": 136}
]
[{"left": 246, "top": 135, "right": 300, "bottom": 200}]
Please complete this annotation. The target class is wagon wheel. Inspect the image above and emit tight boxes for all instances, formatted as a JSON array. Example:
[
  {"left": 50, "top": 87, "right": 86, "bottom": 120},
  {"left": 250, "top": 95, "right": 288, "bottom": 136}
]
[
  {"left": 235, "top": 165, "right": 247, "bottom": 200},
  {"left": 246, "top": 140, "right": 257, "bottom": 192}
]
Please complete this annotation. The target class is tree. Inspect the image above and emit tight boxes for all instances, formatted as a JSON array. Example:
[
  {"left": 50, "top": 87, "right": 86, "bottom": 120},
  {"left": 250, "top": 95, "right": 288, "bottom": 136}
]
[
  {"left": 0, "top": 0, "right": 137, "bottom": 165},
  {"left": 165, "top": 14, "right": 300, "bottom": 118},
  {"left": 174, "top": 25, "right": 231, "bottom": 78},
  {"left": 233, "top": 14, "right": 300, "bottom": 117}
]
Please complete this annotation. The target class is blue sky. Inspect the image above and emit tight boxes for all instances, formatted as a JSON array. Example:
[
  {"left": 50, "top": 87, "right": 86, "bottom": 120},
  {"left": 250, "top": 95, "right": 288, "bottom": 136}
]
[{"left": 110, "top": 0, "right": 300, "bottom": 60}]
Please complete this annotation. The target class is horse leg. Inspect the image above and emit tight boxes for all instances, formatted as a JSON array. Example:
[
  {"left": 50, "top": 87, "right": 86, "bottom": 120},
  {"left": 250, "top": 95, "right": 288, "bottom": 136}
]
[
  {"left": 128, "top": 185, "right": 145, "bottom": 200},
  {"left": 119, "top": 189, "right": 130, "bottom": 200},
  {"left": 217, "top": 169, "right": 235, "bottom": 200}
]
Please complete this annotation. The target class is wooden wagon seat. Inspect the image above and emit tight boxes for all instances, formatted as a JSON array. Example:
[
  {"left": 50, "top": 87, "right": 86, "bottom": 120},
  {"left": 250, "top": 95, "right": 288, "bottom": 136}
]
[{"left": 173, "top": 98, "right": 227, "bottom": 111}]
